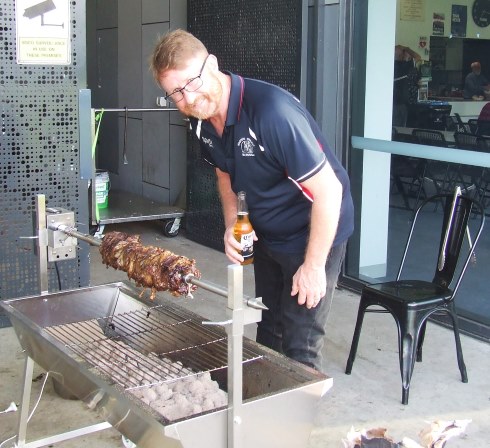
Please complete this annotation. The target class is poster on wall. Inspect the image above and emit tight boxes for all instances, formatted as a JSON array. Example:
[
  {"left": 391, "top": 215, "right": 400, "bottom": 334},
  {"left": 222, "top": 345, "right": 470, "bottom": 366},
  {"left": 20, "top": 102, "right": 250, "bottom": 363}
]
[
  {"left": 15, "top": 0, "right": 71, "bottom": 65},
  {"left": 451, "top": 5, "right": 467, "bottom": 38},
  {"left": 433, "top": 13, "right": 445, "bottom": 36},
  {"left": 400, "top": 0, "right": 425, "bottom": 21}
]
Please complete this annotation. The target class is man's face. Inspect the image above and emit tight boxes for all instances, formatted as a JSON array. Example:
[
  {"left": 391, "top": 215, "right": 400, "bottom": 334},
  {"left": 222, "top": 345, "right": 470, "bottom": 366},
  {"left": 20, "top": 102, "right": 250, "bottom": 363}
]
[{"left": 158, "top": 56, "right": 222, "bottom": 120}]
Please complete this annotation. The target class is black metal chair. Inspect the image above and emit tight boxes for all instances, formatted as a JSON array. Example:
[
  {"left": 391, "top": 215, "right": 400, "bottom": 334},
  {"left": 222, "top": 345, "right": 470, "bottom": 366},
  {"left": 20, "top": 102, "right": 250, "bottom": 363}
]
[
  {"left": 390, "top": 129, "right": 428, "bottom": 209},
  {"left": 453, "top": 132, "right": 484, "bottom": 191},
  {"left": 473, "top": 136, "right": 490, "bottom": 210},
  {"left": 453, "top": 133, "right": 490, "bottom": 208},
  {"left": 411, "top": 129, "right": 451, "bottom": 197},
  {"left": 390, "top": 155, "right": 428, "bottom": 210},
  {"left": 345, "top": 188, "right": 485, "bottom": 404}
]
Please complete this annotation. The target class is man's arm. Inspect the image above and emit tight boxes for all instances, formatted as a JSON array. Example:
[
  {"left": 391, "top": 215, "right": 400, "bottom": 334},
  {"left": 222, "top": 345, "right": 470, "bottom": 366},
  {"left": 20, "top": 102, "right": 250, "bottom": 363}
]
[
  {"left": 291, "top": 162, "right": 342, "bottom": 309},
  {"left": 215, "top": 167, "right": 252, "bottom": 264}
]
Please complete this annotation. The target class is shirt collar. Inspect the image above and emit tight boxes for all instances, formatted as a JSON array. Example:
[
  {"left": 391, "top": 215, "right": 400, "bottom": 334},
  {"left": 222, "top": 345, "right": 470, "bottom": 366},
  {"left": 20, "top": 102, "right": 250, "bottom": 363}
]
[
  {"left": 197, "top": 72, "right": 244, "bottom": 137},
  {"left": 224, "top": 71, "right": 244, "bottom": 127}
]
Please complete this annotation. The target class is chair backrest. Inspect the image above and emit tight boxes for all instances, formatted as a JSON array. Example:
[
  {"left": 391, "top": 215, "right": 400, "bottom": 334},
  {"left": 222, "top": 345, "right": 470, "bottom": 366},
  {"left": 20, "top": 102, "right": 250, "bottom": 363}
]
[
  {"left": 393, "top": 132, "right": 418, "bottom": 144},
  {"left": 398, "top": 189, "right": 485, "bottom": 295},
  {"left": 432, "top": 193, "right": 473, "bottom": 288},
  {"left": 446, "top": 115, "right": 459, "bottom": 132},
  {"left": 412, "top": 129, "right": 448, "bottom": 147},
  {"left": 454, "top": 131, "right": 479, "bottom": 150}
]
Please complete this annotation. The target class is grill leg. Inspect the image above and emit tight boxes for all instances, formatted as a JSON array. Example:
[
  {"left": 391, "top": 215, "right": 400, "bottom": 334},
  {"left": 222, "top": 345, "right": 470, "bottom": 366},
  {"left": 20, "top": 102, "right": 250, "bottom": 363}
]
[
  {"left": 227, "top": 264, "right": 244, "bottom": 448},
  {"left": 15, "top": 354, "right": 113, "bottom": 448},
  {"left": 17, "top": 355, "right": 35, "bottom": 447}
]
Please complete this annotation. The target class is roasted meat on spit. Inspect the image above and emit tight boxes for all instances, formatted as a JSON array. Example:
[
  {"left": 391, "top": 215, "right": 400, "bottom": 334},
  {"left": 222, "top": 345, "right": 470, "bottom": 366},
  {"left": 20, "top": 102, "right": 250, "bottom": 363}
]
[{"left": 99, "top": 231, "right": 200, "bottom": 298}]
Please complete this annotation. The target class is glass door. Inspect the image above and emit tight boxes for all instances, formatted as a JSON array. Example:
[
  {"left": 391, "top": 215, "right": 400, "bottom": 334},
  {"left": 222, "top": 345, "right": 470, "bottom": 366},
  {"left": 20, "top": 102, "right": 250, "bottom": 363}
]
[{"left": 344, "top": 0, "right": 490, "bottom": 340}]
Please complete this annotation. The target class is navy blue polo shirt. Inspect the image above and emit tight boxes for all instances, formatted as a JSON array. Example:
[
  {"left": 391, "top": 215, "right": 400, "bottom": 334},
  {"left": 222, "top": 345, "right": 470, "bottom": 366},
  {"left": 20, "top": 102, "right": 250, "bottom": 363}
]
[{"left": 190, "top": 72, "right": 354, "bottom": 253}]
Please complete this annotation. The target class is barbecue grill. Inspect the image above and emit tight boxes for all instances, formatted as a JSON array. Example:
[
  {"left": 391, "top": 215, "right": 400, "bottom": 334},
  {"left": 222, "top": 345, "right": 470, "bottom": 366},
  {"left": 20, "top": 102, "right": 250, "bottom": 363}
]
[{"left": 0, "top": 195, "right": 331, "bottom": 448}]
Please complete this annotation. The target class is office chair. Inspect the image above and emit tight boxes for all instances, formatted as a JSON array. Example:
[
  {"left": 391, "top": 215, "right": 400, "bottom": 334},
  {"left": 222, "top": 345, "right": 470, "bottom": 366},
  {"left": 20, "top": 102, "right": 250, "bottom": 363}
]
[
  {"left": 412, "top": 128, "right": 449, "bottom": 147},
  {"left": 345, "top": 187, "right": 485, "bottom": 404},
  {"left": 446, "top": 115, "right": 471, "bottom": 134},
  {"left": 454, "top": 131, "right": 480, "bottom": 150}
]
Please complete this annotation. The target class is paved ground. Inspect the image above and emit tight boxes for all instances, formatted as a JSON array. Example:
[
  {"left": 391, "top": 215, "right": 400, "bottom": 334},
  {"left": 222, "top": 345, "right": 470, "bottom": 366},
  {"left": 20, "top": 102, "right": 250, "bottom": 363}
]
[{"left": 1, "top": 221, "right": 489, "bottom": 447}]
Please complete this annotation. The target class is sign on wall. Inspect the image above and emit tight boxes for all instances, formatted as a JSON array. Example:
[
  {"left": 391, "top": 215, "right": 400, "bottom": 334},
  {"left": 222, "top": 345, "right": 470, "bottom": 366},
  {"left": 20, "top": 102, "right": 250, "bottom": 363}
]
[
  {"left": 400, "top": 0, "right": 425, "bottom": 22},
  {"left": 433, "top": 12, "right": 445, "bottom": 36},
  {"left": 15, "top": 0, "right": 71, "bottom": 65},
  {"left": 451, "top": 5, "right": 467, "bottom": 38}
]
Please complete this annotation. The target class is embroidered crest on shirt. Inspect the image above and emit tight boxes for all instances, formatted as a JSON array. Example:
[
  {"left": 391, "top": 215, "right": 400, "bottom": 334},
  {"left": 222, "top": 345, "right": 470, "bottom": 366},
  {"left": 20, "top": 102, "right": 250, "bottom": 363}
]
[{"left": 238, "top": 137, "right": 255, "bottom": 157}]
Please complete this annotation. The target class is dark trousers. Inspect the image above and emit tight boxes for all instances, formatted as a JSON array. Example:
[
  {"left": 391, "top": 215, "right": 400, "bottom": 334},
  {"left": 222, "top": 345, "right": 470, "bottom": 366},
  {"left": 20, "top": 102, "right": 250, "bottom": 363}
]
[{"left": 254, "top": 240, "right": 347, "bottom": 372}]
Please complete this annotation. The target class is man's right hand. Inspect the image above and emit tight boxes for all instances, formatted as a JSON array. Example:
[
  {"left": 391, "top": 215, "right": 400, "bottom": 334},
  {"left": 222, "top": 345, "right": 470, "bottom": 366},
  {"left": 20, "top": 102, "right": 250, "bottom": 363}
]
[{"left": 224, "top": 226, "right": 245, "bottom": 264}]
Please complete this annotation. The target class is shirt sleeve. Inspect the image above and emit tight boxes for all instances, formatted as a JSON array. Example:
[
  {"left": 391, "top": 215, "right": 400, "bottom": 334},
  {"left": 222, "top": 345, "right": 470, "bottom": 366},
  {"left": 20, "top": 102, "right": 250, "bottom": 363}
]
[{"left": 254, "top": 94, "right": 326, "bottom": 182}]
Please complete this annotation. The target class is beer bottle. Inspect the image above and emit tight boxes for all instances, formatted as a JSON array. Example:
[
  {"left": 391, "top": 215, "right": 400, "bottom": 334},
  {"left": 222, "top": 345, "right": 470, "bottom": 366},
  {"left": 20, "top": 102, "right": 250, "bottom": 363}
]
[{"left": 233, "top": 191, "right": 254, "bottom": 265}]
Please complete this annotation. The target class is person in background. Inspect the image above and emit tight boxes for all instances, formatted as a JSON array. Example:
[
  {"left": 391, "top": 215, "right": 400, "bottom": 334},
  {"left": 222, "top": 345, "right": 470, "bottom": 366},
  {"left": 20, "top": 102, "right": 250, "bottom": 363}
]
[
  {"left": 150, "top": 29, "right": 354, "bottom": 372},
  {"left": 393, "top": 45, "right": 421, "bottom": 127},
  {"left": 463, "top": 62, "right": 490, "bottom": 100},
  {"left": 477, "top": 101, "right": 490, "bottom": 135},
  {"left": 478, "top": 102, "right": 490, "bottom": 122}
]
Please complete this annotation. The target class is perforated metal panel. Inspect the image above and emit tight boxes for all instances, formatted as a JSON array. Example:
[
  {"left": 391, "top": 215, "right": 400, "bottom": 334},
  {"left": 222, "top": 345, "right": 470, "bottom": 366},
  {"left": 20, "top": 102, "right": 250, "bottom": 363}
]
[
  {"left": 0, "top": 0, "right": 89, "bottom": 309},
  {"left": 186, "top": 0, "right": 305, "bottom": 251},
  {"left": 188, "top": 0, "right": 304, "bottom": 95}
]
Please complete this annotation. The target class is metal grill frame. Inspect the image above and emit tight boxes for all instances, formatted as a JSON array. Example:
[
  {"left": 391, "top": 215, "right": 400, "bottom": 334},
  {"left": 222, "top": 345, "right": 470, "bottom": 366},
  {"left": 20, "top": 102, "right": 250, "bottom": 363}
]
[{"left": 2, "top": 281, "right": 329, "bottom": 448}]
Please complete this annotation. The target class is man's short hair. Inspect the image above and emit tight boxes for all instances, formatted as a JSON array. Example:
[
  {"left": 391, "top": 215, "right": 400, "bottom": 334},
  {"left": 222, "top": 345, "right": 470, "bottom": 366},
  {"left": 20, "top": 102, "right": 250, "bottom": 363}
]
[
  {"left": 471, "top": 61, "right": 481, "bottom": 71},
  {"left": 150, "top": 29, "right": 208, "bottom": 82}
]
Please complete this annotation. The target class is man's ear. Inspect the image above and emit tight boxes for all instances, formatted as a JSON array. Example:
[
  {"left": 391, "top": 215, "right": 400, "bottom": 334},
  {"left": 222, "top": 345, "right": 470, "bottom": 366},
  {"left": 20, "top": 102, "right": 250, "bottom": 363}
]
[{"left": 207, "top": 54, "right": 219, "bottom": 71}]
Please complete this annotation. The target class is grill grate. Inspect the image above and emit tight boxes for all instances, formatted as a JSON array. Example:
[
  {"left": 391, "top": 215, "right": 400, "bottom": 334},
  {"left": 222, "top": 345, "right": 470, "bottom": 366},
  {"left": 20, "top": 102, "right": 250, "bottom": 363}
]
[{"left": 45, "top": 302, "right": 263, "bottom": 390}]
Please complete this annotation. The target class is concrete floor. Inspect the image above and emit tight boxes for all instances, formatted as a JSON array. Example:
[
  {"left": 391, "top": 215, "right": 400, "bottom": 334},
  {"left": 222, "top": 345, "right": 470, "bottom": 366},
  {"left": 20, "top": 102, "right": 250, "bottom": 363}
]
[{"left": 1, "top": 220, "right": 490, "bottom": 447}]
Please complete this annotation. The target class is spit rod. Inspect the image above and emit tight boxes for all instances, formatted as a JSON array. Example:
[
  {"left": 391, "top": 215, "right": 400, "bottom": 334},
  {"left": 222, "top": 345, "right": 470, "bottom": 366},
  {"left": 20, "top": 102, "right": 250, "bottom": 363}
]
[
  {"left": 51, "top": 224, "right": 268, "bottom": 311},
  {"left": 93, "top": 108, "right": 178, "bottom": 112},
  {"left": 184, "top": 274, "right": 268, "bottom": 311},
  {"left": 51, "top": 224, "right": 102, "bottom": 247}
]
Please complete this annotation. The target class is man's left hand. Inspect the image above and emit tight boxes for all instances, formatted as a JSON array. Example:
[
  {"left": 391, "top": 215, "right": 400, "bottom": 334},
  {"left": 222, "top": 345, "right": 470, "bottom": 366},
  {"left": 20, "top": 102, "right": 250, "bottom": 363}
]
[{"left": 291, "top": 264, "right": 327, "bottom": 309}]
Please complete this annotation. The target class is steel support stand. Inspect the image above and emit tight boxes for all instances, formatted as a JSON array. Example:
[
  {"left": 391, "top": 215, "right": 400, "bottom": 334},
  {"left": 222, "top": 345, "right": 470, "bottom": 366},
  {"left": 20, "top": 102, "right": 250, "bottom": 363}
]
[{"left": 15, "top": 354, "right": 111, "bottom": 448}]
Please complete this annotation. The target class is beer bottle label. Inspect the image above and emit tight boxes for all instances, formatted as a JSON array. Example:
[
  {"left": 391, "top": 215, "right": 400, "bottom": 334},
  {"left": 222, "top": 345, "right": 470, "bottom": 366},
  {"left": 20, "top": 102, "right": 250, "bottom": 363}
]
[{"left": 240, "top": 232, "right": 254, "bottom": 260}]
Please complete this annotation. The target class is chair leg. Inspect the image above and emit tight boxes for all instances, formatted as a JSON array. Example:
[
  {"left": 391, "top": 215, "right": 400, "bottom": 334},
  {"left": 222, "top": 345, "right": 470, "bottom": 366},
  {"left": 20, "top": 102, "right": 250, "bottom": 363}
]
[
  {"left": 447, "top": 306, "right": 468, "bottom": 383},
  {"left": 399, "top": 333, "right": 417, "bottom": 405},
  {"left": 416, "top": 321, "right": 427, "bottom": 362},
  {"left": 397, "top": 313, "right": 423, "bottom": 405},
  {"left": 393, "top": 175, "right": 411, "bottom": 209},
  {"left": 345, "top": 301, "right": 367, "bottom": 374}
]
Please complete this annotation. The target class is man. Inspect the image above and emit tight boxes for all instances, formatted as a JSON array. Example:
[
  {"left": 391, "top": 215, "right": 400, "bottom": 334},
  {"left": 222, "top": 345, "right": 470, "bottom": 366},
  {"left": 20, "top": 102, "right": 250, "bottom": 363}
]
[
  {"left": 393, "top": 45, "right": 421, "bottom": 127},
  {"left": 150, "top": 29, "right": 354, "bottom": 371},
  {"left": 463, "top": 62, "right": 490, "bottom": 100}
]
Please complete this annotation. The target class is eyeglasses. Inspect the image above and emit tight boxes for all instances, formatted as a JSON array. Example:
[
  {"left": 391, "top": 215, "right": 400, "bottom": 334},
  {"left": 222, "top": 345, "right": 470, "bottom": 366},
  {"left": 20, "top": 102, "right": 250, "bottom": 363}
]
[{"left": 164, "top": 55, "right": 209, "bottom": 103}]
